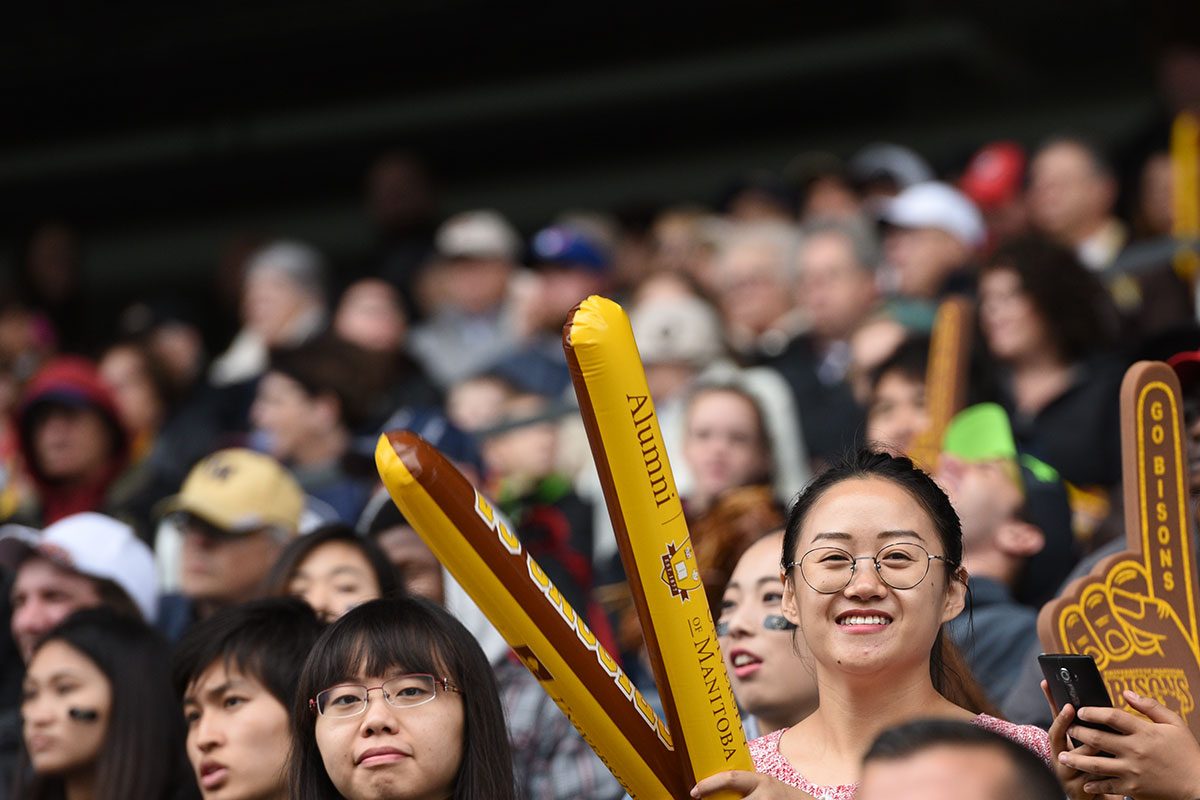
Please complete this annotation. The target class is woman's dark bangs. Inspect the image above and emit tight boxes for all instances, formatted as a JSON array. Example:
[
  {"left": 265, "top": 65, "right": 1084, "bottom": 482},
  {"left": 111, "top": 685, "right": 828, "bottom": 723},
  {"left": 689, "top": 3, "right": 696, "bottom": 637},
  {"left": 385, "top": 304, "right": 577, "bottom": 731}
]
[{"left": 313, "top": 605, "right": 445, "bottom": 687}]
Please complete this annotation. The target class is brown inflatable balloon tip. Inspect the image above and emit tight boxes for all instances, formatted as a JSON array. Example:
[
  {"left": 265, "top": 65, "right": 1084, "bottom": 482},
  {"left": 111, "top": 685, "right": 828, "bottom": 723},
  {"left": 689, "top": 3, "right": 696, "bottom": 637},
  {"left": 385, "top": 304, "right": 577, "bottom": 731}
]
[
  {"left": 562, "top": 301, "right": 583, "bottom": 352},
  {"left": 384, "top": 430, "right": 425, "bottom": 478}
]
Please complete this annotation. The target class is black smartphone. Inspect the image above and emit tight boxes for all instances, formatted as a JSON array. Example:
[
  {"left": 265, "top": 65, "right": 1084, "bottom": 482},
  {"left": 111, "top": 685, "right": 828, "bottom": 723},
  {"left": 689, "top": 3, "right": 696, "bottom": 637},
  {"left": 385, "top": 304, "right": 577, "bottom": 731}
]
[{"left": 1038, "top": 653, "right": 1119, "bottom": 745}]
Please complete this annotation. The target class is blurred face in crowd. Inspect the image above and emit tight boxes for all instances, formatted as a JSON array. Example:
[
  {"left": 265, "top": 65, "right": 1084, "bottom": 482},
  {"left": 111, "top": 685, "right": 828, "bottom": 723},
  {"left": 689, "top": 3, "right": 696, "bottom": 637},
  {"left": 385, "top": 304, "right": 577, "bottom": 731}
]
[
  {"left": 978, "top": 267, "right": 1051, "bottom": 363},
  {"left": 0, "top": 305, "right": 48, "bottom": 375},
  {"left": 179, "top": 516, "right": 286, "bottom": 609},
  {"left": 1027, "top": 141, "right": 1115, "bottom": 243},
  {"left": 719, "top": 534, "right": 817, "bottom": 734},
  {"left": 184, "top": 662, "right": 291, "bottom": 800},
  {"left": 32, "top": 404, "right": 115, "bottom": 483},
  {"left": 443, "top": 258, "right": 513, "bottom": 316},
  {"left": 313, "top": 665, "right": 465, "bottom": 800},
  {"left": 150, "top": 321, "right": 206, "bottom": 389},
  {"left": 538, "top": 266, "right": 607, "bottom": 330},
  {"left": 373, "top": 525, "right": 443, "bottom": 603},
  {"left": 288, "top": 541, "right": 382, "bottom": 623},
  {"left": 1138, "top": 152, "right": 1174, "bottom": 237},
  {"left": 847, "top": 317, "right": 908, "bottom": 405},
  {"left": 11, "top": 556, "right": 102, "bottom": 662},
  {"left": 937, "top": 456, "right": 1024, "bottom": 549},
  {"left": 867, "top": 370, "right": 928, "bottom": 456},
  {"left": 797, "top": 232, "right": 877, "bottom": 342},
  {"left": 482, "top": 395, "right": 559, "bottom": 484},
  {"left": 242, "top": 267, "right": 318, "bottom": 347},
  {"left": 859, "top": 744, "right": 1021, "bottom": 800},
  {"left": 445, "top": 376, "right": 511, "bottom": 434},
  {"left": 22, "top": 639, "right": 111, "bottom": 778},
  {"left": 651, "top": 211, "right": 714, "bottom": 286},
  {"left": 100, "top": 345, "right": 164, "bottom": 438},
  {"left": 801, "top": 176, "right": 860, "bottom": 221},
  {"left": 683, "top": 389, "right": 770, "bottom": 508},
  {"left": 335, "top": 280, "right": 407, "bottom": 353},
  {"left": 251, "top": 371, "right": 335, "bottom": 464},
  {"left": 726, "top": 189, "right": 793, "bottom": 223},
  {"left": 883, "top": 227, "right": 968, "bottom": 300},
  {"left": 719, "top": 242, "right": 794, "bottom": 337}
]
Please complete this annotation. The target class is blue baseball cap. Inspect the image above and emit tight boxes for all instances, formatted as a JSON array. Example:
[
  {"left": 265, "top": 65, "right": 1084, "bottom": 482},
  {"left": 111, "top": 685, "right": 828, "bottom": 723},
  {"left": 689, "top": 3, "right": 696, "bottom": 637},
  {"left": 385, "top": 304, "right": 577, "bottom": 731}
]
[{"left": 531, "top": 225, "right": 611, "bottom": 273}]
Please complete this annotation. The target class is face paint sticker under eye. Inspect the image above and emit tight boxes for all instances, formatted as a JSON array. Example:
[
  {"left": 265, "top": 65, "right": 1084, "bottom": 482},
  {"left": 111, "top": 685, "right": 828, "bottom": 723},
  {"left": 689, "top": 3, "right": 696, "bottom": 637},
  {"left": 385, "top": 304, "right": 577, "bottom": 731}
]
[
  {"left": 716, "top": 615, "right": 798, "bottom": 636},
  {"left": 763, "top": 614, "right": 797, "bottom": 631}
]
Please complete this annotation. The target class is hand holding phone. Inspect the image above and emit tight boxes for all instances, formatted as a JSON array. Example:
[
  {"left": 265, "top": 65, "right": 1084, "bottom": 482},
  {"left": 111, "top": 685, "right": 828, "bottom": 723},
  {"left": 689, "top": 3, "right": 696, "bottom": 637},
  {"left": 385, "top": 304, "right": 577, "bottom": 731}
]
[{"left": 1038, "top": 653, "right": 1119, "bottom": 744}]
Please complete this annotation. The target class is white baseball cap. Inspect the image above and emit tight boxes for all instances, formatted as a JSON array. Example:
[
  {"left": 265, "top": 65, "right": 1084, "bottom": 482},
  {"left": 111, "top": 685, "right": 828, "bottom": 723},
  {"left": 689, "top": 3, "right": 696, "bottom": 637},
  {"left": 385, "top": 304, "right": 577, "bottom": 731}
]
[
  {"left": 879, "top": 181, "right": 986, "bottom": 249},
  {"left": 0, "top": 513, "right": 158, "bottom": 623},
  {"left": 435, "top": 210, "right": 521, "bottom": 261}
]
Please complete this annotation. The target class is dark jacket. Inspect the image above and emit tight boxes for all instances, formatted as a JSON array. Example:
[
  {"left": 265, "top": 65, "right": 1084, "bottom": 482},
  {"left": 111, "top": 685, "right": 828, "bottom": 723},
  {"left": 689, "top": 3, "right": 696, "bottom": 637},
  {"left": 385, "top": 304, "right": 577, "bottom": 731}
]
[{"left": 948, "top": 576, "right": 1039, "bottom": 707}]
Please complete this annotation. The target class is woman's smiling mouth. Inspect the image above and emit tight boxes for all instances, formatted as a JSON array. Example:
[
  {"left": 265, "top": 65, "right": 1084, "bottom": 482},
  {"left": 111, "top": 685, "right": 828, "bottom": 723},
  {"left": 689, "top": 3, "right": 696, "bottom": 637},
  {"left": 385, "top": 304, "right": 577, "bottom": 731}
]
[{"left": 834, "top": 610, "right": 894, "bottom": 631}]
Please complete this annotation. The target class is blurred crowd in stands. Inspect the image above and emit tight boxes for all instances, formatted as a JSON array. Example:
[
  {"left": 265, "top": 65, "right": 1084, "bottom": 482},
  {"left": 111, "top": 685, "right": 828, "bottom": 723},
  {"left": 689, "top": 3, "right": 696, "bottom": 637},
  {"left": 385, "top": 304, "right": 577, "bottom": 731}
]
[{"left": 1, "top": 50, "right": 1200, "bottom": 798}]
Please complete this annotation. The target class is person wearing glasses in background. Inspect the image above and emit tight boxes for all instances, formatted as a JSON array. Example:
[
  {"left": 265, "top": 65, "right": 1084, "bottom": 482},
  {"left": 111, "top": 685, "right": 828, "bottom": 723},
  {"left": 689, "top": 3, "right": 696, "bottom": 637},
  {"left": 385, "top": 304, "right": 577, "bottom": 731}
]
[
  {"left": 694, "top": 449, "right": 1049, "bottom": 800},
  {"left": 289, "top": 596, "right": 517, "bottom": 800}
]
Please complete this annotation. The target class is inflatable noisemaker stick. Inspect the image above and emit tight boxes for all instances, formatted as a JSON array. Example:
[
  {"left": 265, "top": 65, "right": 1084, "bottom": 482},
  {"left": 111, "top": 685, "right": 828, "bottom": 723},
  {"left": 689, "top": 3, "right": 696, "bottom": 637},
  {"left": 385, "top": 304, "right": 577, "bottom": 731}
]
[
  {"left": 375, "top": 432, "right": 689, "bottom": 799},
  {"left": 563, "top": 296, "right": 753, "bottom": 798},
  {"left": 1037, "top": 362, "right": 1200, "bottom": 737},
  {"left": 907, "top": 296, "right": 973, "bottom": 471},
  {"left": 1171, "top": 112, "right": 1200, "bottom": 288}
]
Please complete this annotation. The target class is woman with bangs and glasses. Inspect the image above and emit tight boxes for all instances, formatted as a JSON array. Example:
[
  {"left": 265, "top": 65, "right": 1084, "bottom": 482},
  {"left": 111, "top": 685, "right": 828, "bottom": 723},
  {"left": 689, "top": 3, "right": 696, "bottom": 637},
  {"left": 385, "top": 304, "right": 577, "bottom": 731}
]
[
  {"left": 289, "top": 595, "right": 517, "bottom": 800},
  {"left": 695, "top": 449, "right": 1050, "bottom": 800}
]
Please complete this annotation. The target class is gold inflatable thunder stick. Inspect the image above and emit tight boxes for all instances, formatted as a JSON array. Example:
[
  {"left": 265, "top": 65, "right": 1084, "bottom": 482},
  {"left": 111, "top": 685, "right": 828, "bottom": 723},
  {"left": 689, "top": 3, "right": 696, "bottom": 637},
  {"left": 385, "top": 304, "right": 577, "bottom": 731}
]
[{"left": 564, "top": 296, "right": 753, "bottom": 799}]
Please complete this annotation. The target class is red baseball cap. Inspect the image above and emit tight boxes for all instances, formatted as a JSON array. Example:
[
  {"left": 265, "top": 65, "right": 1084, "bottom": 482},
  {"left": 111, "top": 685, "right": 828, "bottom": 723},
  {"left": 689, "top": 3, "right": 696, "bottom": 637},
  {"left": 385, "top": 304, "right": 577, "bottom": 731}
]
[
  {"left": 1169, "top": 349, "right": 1200, "bottom": 393},
  {"left": 960, "top": 141, "right": 1026, "bottom": 210}
]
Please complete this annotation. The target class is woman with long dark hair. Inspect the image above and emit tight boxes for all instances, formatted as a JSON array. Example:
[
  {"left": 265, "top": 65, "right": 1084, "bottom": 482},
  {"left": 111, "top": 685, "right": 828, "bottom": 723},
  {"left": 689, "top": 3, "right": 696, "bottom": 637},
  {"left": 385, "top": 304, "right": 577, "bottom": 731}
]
[
  {"left": 289, "top": 596, "right": 517, "bottom": 800},
  {"left": 978, "top": 235, "right": 1124, "bottom": 493},
  {"left": 695, "top": 449, "right": 1049, "bottom": 799},
  {"left": 17, "top": 607, "right": 197, "bottom": 800}
]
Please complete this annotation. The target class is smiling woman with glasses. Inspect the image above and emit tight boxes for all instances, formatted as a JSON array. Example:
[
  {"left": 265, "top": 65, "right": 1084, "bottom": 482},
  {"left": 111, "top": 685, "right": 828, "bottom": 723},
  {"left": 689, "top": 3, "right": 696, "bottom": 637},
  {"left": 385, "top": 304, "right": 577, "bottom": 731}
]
[
  {"left": 694, "top": 449, "right": 1052, "bottom": 800},
  {"left": 288, "top": 596, "right": 516, "bottom": 800}
]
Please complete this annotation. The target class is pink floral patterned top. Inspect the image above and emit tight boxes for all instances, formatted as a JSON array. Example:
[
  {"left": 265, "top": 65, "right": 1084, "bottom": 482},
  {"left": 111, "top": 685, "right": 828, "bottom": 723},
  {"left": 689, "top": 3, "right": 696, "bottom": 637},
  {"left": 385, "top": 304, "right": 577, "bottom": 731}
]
[{"left": 748, "top": 714, "right": 1052, "bottom": 800}]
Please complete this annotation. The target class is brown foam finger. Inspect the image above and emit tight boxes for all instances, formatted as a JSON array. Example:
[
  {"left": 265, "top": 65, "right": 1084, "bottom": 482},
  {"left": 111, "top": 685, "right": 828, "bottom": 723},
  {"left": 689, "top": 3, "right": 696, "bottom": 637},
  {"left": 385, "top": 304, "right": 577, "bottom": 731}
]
[{"left": 1038, "top": 361, "right": 1200, "bottom": 737}]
